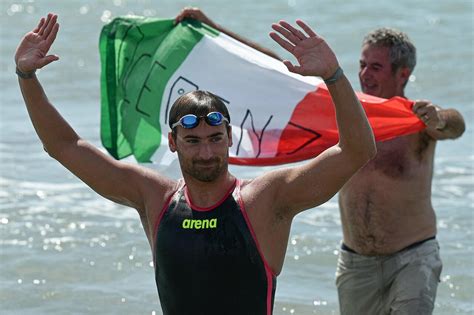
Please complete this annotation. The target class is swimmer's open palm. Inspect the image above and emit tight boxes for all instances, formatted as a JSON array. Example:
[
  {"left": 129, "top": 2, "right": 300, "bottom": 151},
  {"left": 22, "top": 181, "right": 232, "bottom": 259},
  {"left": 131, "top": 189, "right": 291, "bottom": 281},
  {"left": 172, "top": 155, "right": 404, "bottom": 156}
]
[
  {"left": 270, "top": 20, "right": 339, "bottom": 79},
  {"left": 15, "top": 13, "right": 59, "bottom": 73}
]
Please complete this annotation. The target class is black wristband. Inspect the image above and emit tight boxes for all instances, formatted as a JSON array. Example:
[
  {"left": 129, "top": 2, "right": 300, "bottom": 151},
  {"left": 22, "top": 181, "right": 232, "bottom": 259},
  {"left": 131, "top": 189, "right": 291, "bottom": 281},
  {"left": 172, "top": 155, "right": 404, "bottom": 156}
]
[
  {"left": 324, "top": 67, "right": 344, "bottom": 85},
  {"left": 16, "top": 67, "right": 36, "bottom": 79}
]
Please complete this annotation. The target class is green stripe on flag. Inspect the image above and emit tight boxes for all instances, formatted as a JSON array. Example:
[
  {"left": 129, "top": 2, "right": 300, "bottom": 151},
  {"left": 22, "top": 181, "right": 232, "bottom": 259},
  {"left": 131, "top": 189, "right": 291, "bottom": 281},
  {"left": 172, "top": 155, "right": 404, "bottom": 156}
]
[{"left": 99, "top": 17, "right": 216, "bottom": 162}]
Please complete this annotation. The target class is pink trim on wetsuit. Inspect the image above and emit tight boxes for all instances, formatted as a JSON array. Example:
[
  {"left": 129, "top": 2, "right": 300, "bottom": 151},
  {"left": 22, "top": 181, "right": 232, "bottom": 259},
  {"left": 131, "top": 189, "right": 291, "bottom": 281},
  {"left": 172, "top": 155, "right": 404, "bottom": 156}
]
[
  {"left": 152, "top": 181, "right": 185, "bottom": 255},
  {"left": 235, "top": 179, "right": 276, "bottom": 315},
  {"left": 184, "top": 178, "right": 237, "bottom": 212}
]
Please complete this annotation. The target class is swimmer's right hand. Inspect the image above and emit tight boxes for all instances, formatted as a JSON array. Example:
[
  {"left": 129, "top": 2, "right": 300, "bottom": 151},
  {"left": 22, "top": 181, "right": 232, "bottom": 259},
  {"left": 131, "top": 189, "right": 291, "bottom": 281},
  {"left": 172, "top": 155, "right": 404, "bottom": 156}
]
[
  {"left": 174, "top": 7, "right": 217, "bottom": 28},
  {"left": 14, "top": 13, "right": 60, "bottom": 73}
]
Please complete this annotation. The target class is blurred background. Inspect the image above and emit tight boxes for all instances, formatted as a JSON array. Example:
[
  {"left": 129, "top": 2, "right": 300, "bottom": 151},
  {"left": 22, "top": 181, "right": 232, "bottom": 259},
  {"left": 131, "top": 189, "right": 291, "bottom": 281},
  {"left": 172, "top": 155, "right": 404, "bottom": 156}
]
[{"left": 1, "top": 0, "right": 472, "bottom": 314}]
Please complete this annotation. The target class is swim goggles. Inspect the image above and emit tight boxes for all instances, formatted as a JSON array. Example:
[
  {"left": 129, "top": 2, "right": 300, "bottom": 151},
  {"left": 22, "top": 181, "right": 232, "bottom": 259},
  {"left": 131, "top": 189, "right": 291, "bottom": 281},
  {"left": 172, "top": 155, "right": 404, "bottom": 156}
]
[{"left": 171, "top": 112, "right": 229, "bottom": 129}]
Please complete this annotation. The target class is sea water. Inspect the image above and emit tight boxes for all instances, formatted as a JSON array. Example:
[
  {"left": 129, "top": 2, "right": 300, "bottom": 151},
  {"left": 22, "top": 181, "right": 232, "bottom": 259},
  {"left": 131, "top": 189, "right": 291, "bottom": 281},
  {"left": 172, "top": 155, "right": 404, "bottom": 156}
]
[{"left": 1, "top": 0, "right": 472, "bottom": 314}]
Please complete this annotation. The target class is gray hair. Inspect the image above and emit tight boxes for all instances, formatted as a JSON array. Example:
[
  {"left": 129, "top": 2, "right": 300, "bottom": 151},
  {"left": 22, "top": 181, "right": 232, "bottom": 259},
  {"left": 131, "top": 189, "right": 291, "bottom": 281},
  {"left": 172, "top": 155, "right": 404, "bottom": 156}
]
[{"left": 363, "top": 27, "right": 417, "bottom": 74}]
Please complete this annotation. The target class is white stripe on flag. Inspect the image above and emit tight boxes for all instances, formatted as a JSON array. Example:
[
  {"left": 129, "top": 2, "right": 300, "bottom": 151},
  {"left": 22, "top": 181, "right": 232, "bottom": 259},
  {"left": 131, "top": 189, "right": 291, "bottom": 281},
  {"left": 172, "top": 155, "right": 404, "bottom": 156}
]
[{"left": 154, "top": 32, "right": 323, "bottom": 163}]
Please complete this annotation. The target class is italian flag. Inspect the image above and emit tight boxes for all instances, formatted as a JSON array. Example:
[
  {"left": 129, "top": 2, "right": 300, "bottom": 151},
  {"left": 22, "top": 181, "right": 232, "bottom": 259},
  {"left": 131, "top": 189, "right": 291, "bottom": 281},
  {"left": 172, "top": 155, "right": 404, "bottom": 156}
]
[{"left": 99, "top": 17, "right": 424, "bottom": 166}]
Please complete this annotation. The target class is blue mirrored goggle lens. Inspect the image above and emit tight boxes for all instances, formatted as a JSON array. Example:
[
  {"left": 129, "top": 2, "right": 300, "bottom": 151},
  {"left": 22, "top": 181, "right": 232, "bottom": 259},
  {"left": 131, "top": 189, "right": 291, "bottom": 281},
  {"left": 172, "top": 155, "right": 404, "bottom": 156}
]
[
  {"left": 172, "top": 112, "right": 228, "bottom": 129},
  {"left": 206, "top": 112, "right": 224, "bottom": 126},
  {"left": 180, "top": 115, "right": 199, "bottom": 128}
]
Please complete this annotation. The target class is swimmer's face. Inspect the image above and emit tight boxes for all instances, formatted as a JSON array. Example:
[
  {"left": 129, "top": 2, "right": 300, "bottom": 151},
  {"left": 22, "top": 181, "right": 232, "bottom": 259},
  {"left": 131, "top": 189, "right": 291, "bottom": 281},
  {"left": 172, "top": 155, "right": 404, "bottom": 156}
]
[{"left": 169, "top": 121, "right": 232, "bottom": 182}]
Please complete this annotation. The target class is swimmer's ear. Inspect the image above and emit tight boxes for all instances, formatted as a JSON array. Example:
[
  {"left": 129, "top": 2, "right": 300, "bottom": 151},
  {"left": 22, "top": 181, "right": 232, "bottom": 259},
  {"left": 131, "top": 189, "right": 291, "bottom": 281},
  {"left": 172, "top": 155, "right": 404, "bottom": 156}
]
[{"left": 168, "top": 132, "right": 177, "bottom": 152}]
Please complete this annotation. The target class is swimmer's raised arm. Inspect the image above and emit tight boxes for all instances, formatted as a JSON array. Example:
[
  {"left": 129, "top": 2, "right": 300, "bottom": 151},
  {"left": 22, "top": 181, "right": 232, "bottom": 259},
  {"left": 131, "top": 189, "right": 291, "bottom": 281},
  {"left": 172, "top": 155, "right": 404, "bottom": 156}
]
[
  {"left": 15, "top": 14, "right": 176, "bottom": 215},
  {"left": 249, "top": 20, "right": 376, "bottom": 215}
]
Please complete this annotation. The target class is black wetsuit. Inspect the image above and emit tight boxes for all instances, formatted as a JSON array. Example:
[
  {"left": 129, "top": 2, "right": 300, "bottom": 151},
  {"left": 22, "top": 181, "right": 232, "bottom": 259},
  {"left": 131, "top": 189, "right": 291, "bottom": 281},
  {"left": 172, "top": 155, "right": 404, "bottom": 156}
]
[{"left": 153, "top": 180, "right": 276, "bottom": 315}]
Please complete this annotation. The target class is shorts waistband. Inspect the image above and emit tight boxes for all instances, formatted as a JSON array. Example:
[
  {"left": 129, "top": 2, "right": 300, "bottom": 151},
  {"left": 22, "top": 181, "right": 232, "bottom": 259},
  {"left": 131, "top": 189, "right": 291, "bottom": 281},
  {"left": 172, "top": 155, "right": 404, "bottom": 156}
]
[
  {"left": 341, "top": 236, "right": 436, "bottom": 255},
  {"left": 341, "top": 243, "right": 357, "bottom": 253}
]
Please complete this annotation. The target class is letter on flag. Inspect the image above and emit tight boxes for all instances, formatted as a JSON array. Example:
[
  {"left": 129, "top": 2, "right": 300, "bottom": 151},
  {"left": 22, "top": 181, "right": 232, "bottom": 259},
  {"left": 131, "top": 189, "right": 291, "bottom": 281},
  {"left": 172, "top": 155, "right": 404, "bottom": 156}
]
[{"left": 99, "top": 17, "right": 424, "bottom": 166}]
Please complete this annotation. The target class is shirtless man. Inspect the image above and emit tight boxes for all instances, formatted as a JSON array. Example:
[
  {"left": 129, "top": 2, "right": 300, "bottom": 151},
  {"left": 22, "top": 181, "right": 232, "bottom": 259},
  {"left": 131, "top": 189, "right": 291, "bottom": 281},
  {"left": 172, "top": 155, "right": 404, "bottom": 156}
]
[
  {"left": 175, "top": 8, "right": 466, "bottom": 314},
  {"left": 336, "top": 28, "right": 465, "bottom": 314},
  {"left": 15, "top": 13, "right": 375, "bottom": 314}
]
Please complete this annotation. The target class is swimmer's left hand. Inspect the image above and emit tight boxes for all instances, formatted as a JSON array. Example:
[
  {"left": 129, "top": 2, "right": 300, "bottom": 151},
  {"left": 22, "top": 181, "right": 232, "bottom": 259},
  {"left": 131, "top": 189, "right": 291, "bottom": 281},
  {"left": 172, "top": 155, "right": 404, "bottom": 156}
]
[{"left": 269, "top": 20, "right": 339, "bottom": 79}]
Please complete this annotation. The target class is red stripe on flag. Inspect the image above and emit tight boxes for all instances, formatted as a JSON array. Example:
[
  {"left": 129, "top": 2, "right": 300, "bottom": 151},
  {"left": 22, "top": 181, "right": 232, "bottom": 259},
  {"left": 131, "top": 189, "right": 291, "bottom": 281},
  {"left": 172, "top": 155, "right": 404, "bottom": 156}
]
[{"left": 229, "top": 84, "right": 425, "bottom": 166}]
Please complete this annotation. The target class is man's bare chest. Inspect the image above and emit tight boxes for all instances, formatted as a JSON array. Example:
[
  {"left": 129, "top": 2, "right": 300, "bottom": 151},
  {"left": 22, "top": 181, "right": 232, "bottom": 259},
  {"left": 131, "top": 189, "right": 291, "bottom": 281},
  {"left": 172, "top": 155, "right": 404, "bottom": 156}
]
[{"left": 361, "top": 133, "right": 432, "bottom": 179}]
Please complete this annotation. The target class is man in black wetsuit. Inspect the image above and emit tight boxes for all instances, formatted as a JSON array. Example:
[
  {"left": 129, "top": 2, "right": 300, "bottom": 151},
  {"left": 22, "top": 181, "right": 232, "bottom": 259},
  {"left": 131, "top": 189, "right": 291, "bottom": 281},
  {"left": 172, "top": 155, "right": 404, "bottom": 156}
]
[
  {"left": 15, "top": 13, "right": 376, "bottom": 314},
  {"left": 175, "top": 7, "right": 466, "bottom": 314}
]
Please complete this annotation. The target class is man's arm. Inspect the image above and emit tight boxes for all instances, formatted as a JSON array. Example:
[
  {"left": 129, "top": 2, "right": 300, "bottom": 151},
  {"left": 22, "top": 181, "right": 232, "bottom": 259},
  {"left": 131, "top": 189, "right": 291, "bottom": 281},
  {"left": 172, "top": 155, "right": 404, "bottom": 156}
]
[
  {"left": 252, "top": 20, "right": 376, "bottom": 216},
  {"left": 413, "top": 100, "right": 465, "bottom": 140},
  {"left": 175, "top": 7, "right": 282, "bottom": 60},
  {"left": 15, "top": 14, "right": 175, "bottom": 213}
]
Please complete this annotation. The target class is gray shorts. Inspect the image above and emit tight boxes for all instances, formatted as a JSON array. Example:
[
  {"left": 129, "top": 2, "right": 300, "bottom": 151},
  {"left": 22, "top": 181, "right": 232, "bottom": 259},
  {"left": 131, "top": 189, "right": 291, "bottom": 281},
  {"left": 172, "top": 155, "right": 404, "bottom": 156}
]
[{"left": 335, "top": 239, "right": 442, "bottom": 315}]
